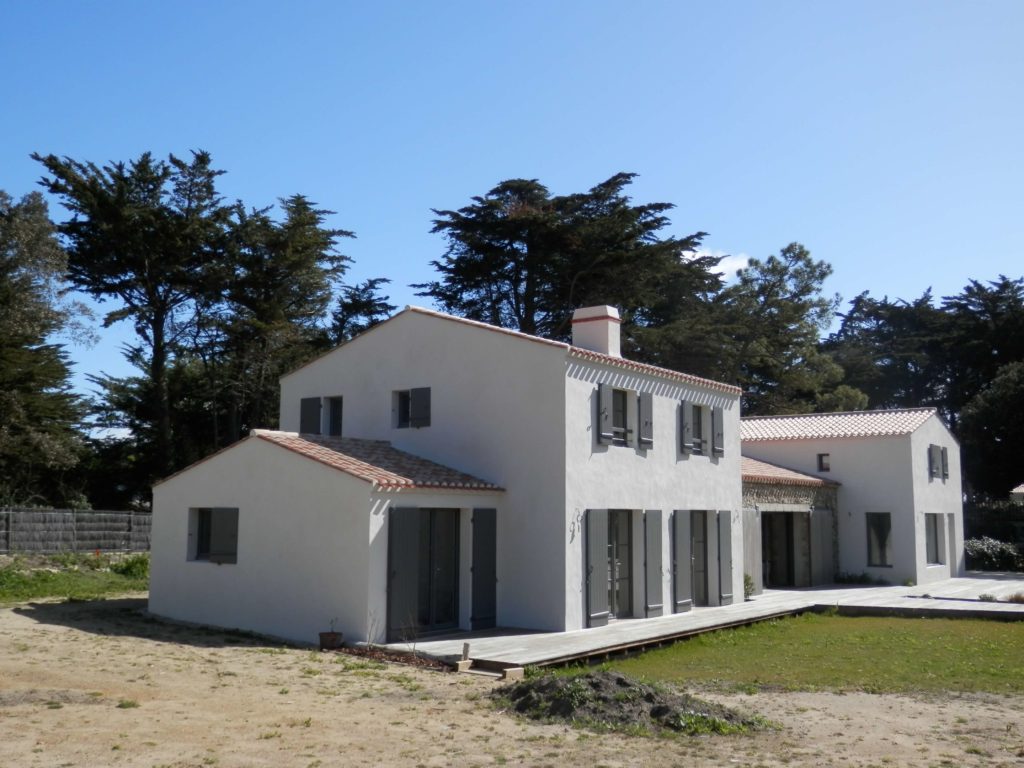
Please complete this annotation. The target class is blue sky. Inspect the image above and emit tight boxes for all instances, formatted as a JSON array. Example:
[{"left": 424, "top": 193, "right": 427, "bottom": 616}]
[{"left": 2, "top": 1, "right": 1022, "bottom": 395}]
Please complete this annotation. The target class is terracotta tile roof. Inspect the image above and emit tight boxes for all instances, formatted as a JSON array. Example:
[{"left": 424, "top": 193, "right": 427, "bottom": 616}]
[
  {"left": 741, "top": 408, "right": 936, "bottom": 441},
  {"left": 407, "top": 307, "right": 741, "bottom": 396},
  {"left": 255, "top": 431, "right": 503, "bottom": 492},
  {"left": 741, "top": 456, "right": 839, "bottom": 487},
  {"left": 566, "top": 347, "right": 741, "bottom": 395},
  {"left": 283, "top": 306, "right": 739, "bottom": 397}
]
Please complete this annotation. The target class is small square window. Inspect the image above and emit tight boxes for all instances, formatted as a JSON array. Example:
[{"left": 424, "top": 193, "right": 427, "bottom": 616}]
[
  {"left": 817, "top": 453, "right": 830, "bottom": 472},
  {"left": 192, "top": 507, "right": 238, "bottom": 564},
  {"left": 394, "top": 387, "right": 431, "bottom": 428}
]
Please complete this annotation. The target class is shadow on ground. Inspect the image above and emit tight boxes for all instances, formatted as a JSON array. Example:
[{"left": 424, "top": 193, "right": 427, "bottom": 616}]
[{"left": 10, "top": 597, "right": 289, "bottom": 650}]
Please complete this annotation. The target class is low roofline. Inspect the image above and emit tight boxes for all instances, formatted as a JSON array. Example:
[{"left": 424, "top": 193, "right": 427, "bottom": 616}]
[
  {"left": 281, "top": 305, "right": 740, "bottom": 396},
  {"left": 741, "top": 406, "right": 936, "bottom": 422},
  {"left": 741, "top": 455, "right": 840, "bottom": 488}
]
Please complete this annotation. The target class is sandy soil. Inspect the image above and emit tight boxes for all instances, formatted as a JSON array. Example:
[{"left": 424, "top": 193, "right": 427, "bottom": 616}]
[{"left": 1, "top": 597, "right": 1022, "bottom": 767}]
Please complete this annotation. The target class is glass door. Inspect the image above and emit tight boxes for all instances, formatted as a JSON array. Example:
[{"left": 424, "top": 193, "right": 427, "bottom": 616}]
[{"left": 608, "top": 510, "right": 632, "bottom": 618}]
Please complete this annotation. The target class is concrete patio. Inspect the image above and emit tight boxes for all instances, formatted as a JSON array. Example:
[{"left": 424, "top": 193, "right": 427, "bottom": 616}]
[{"left": 383, "top": 572, "right": 1024, "bottom": 669}]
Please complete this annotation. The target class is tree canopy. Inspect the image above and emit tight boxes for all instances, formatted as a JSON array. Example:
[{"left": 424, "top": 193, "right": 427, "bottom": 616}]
[{"left": 0, "top": 190, "right": 84, "bottom": 506}]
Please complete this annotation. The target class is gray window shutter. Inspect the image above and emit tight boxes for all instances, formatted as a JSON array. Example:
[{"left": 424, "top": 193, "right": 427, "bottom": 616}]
[
  {"left": 328, "top": 397, "right": 343, "bottom": 437},
  {"left": 386, "top": 507, "right": 421, "bottom": 641},
  {"left": 717, "top": 510, "right": 733, "bottom": 605},
  {"left": 711, "top": 406, "right": 725, "bottom": 456},
  {"left": 680, "top": 400, "right": 693, "bottom": 454},
  {"left": 300, "top": 397, "right": 321, "bottom": 434},
  {"left": 928, "top": 444, "right": 941, "bottom": 478},
  {"left": 672, "top": 510, "right": 692, "bottom": 612},
  {"left": 597, "top": 383, "right": 614, "bottom": 445},
  {"left": 585, "top": 509, "right": 609, "bottom": 627},
  {"left": 940, "top": 447, "right": 949, "bottom": 480},
  {"left": 644, "top": 510, "right": 663, "bottom": 617},
  {"left": 410, "top": 387, "right": 431, "bottom": 427},
  {"left": 639, "top": 392, "right": 654, "bottom": 447},
  {"left": 471, "top": 508, "right": 497, "bottom": 630}
]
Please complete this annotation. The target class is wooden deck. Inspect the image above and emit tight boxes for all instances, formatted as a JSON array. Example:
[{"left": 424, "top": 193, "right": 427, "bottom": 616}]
[{"left": 384, "top": 572, "right": 1024, "bottom": 668}]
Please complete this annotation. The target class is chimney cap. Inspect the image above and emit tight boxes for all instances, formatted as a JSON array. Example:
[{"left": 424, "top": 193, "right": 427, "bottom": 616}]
[{"left": 571, "top": 305, "right": 621, "bottom": 324}]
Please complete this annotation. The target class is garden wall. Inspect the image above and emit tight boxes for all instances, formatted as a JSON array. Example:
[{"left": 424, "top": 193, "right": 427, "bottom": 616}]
[{"left": 0, "top": 509, "right": 151, "bottom": 554}]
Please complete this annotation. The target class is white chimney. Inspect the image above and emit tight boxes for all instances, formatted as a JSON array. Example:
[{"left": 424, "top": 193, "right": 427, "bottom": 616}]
[{"left": 571, "top": 305, "right": 621, "bottom": 357}]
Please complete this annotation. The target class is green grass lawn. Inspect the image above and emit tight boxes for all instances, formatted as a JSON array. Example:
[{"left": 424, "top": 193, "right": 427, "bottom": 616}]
[
  {"left": 595, "top": 612, "right": 1024, "bottom": 694},
  {"left": 0, "top": 553, "right": 149, "bottom": 604}
]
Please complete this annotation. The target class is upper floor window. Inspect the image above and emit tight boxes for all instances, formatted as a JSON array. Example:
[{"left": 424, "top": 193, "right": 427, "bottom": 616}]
[
  {"left": 327, "top": 396, "right": 343, "bottom": 437},
  {"left": 596, "top": 384, "right": 653, "bottom": 448},
  {"left": 927, "top": 444, "right": 949, "bottom": 480},
  {"left": 394, "top": 387, "right": 431, "bottom": 428},
  {"left": 817, "top": 453, "right": 830, "bottom": 472},
  {"left": 681, "top": 401, "right": 724, "bottom": 457}
]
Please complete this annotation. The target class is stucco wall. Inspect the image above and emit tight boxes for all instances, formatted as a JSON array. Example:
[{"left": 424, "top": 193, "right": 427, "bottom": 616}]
[
  {"left": 743, "top": 435, "right": 916, "bottom": 583},
  {"left": 742, "top": 414, "right": 964, "bottom": 585},
  {"left": 563, "top": 360, "right": 743, "bottom": 629},
  {"left": 279, "top": 311, "right": 570, "bottom": 631},
  {"left": 150, "top": 437, "right": 374, "bottom": 645},
  {"left": 909, "top": 417, "right": 965, "bottom": 582}
]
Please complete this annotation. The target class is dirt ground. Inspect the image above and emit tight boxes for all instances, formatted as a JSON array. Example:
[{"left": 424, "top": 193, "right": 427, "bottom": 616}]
[{"left": 1, "top": 597, "right": 1022, "bottom": 768}]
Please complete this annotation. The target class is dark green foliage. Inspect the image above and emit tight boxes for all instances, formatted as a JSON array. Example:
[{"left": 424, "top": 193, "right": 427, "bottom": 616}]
[
  {"left": 35, "top": 151, "right": 361, "bottom": 500},
  {"left": 960, "top": 362, "right": 1024, "bottom": 498},
  {"left": 110, "top": 553, "right": 150, "bottom": 580},
  {"left": 963, "top": 537, "right": 1023, "bottom": 572},
  {"left": 417, "top": 173, "right": 715, "bottom": 351},
  {"left": 332, "top": 277, "right": 397, "bottom": 342},
  {"left": 716, "top": 243, "right": 850, "bottom": 414},
  {"left": 0, "top": 191, "right": 85, "bottom": 506},
  {"left": 34, "top": 151, "right": 231, "bottom": 479}
]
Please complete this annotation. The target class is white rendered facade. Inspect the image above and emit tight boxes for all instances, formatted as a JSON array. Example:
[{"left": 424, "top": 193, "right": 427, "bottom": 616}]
[
  {"left": 741, "top": 410, "right": 964, "bottom": 586},
  {"left": 150, "top": 306, "right": 743, "bottom": 645}
]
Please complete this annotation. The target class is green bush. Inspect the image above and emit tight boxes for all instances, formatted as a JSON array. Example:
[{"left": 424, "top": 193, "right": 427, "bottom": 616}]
[
  {"left": 111, "top": 554, "right": 149, "bottom": 580},
  {"left": 964, "top": 537, "right": 1023, "bottom": 572}
]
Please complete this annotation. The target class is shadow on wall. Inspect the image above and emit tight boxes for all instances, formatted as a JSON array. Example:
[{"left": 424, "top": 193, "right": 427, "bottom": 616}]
[{"left": 12, "top": 598, "right": 289, "bottom": 649}]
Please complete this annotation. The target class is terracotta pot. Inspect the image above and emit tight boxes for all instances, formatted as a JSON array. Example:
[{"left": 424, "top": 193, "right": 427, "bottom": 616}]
[{"left": 318, "top": 631, "right": 344, "bottom": 650}]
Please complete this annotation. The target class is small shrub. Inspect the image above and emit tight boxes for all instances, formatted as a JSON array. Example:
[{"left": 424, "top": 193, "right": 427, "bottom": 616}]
[
  {"left": 964, "top": 537, "right": 1024, "bottom": 572},
  {"left": 1007, "top": 592, "right": 1024, "bottom": 604},
  {"left": 111, "top": 554, "right": 150, "bottom": 580},
  {"left": 743, "top": 573, "right": 755, "bottom": 600},
  {"left": 116, "top": 699, "right": 139, "bottom": 709},
  {"left": 978, "top": 593, "right": 997, "bottom": 602}
]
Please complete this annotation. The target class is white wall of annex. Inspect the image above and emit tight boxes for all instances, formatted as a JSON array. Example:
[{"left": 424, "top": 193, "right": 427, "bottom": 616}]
[
  {"left": 149, "top": 438, "right": 373, "bottom": 645},
  {"left": 563, "top": 361, "right": 743, "bottom": 630},
  {"left": 279, "top": 311, "right": 570, "bottom": 631},
  {"left": 742, "top": 435, "right": 917, "bottom": 584},
  {"left": 909, "top": 416, "right": 965, "bottom": 582}
]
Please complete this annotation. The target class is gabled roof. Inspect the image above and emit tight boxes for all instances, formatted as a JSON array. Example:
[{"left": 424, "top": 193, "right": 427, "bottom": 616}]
[
  {"left": 741, "top": 456, "right": 839, "bottom": 487},
  {"left": 741, "top": 408, "right": 937, "bottom": 442},
  {"left": 282, "top": 305, "right": 740, "bottom": 396},
  {"left": 1013, "top": 483, "right": 1024, "bottom": 495},
  {"left": 255, "top": 431, "right": 503, "bottom": 491}
]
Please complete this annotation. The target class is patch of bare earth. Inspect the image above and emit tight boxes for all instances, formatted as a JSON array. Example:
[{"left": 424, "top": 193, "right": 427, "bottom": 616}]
[{"left": 0, "top": 598, "right": 1021, "bottom": 767}]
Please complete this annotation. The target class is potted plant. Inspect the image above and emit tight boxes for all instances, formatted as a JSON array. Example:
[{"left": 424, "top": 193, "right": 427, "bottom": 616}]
[{"left": 318, "top": 618, "right": 344, "bottom": 651}]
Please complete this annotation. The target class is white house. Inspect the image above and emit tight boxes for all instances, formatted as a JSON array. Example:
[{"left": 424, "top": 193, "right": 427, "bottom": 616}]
[
  {"left": 741, "top": 408, "right": 965, "bottom": 587},
  {"left": 149, "top": 306, "right": 744, "bottom": 645}
]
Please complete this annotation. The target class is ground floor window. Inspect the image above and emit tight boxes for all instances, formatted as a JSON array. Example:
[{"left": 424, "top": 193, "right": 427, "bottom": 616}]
[
  {"left": 866, "top": 512, "right": 892, "bottom": 567},
  {"left": 192, "top": 507, "right": 239, "bottom": 564},
  {"left": 925, "top": 513, "right": 943, "bottom": 565}
]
